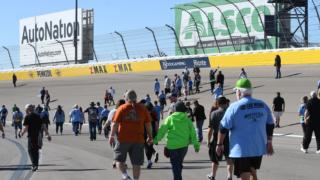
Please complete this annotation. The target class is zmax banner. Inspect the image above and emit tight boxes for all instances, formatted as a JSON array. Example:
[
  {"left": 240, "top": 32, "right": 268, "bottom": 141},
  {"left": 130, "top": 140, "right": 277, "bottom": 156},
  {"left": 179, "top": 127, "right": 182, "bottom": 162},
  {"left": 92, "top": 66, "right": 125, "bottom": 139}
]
[{"left": 160, "top": 57, "right": 210, "bottom": 70}]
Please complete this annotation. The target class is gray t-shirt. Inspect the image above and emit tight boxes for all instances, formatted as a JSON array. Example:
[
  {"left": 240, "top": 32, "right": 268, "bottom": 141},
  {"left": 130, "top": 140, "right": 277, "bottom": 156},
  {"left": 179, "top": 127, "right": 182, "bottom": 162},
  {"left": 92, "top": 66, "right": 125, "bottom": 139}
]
[{"left": 209, "top": 107, "right": 227, "bottom": 141}]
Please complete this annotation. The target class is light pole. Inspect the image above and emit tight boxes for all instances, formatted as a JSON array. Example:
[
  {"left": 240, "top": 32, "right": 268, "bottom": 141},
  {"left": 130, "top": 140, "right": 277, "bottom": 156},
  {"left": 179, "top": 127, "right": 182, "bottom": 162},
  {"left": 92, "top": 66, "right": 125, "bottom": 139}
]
[
  {"left": 171, "top": 7, "right": 206, "bottom": 54},
  {"left": 74, "top": 0, "right": 78, "bottom": 64},
  {"left": 2, "top": 46, "right": 15, "bottom": 69}
]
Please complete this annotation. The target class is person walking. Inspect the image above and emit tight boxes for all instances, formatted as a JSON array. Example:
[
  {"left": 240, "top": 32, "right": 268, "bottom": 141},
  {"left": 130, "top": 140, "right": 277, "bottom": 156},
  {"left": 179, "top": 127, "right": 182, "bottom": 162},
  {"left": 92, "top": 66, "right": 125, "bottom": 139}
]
[
  {"left": 97, "top": 102, "right": 104, "bottom": 134},
  {"left": 100, "top": 104, "right": 110, "bottom": 137},
  {"left": 176, "top": 76, "right": 183, "bottom": 97},
  {"left": 109, "top": 90, "right": 153, "bottom": 180},
  {"left": 188, "top": 77, "right": 193, "bottom": 95},
  {"left": 239, "top": 68, "right": 247, "bottom": 79},
  {"left": 12, "top": 107, "right": 24, "bottom": 139},
  {"left": 0, "top": 105, "right": 8, "bottom": 127},
  {"left": 193, "top": 100, "right": 206, "bottom": 142},
  {"left": 40, "top": 87, "right": 46, "bottom": 104},
  {"left": 154, "top": 101, "right": 200, "bottom": 180},
  {"left": 194, "top": 73, "right": 201, "bottom": 94},
  {"left": 0, "top": 120, "right": 5, "bottom": 138},
  {"left": 274, "top": 55, "right": 281, "bottom": 79},
  {"left": 85, "top": 102, "right": 99, "bottom": 141},
  {"left": 164, "top": 75, "right": 171, "bottom": 94},
  {"left": 298, "top": 96, "right": 308, "bottom": 138},
  {"left": 144, "top": 102, "right": 159, "bottom": 169},
  {"left": 207, "top": 96, "right": 233, "bottom": 180},
  {"left": 272, "top": 92, "right": 285, "bottom": 128},
  {"left": 213, "top": 83, "right": 223, "bottom": 100},
  {"left": 185, "top": 101, "right": 194, "bottom": 122},
  {"left": 12, "top": 73, "right": 17, "bottom": 87},
  {"left": 301, "top": 91, "right": 320, "bottom": 154},
  {"left": 216, "top": 78, "right": 274, "bottom": 180},
  {"left": 53, "top": 105, "right": 65, "bottom": 135},
  {"left": 216, "top": 71, "right": 225, "bottom": 90},
  {"left": 79, "top": 107, "right": 85, "bottom": 134},
  {"left": 20, "top": 104, "right": 52, "bottom": 171},
  {"left": 45, "top": 90, "right": 51, "bottom": 110},
  {"left": 210, "top": 68, "right": 219, "bottom": 93},
  {"left": 35, "top": 104, "right": 43, "bottom": 115},
  {"left": 40, "top": 107, "right": 50, "bottom": 131},
  {"left": 158, "top": 91, "right": 166, "bottom": 120},
  {"left": 154, "top": 78, "right": 160, "bottom": 97},
  {"left": 168, "top": 93, "right": 178, "bottom": 115},
  {"left": 70, "top": 105, "right": 81, "bottom": 136}
]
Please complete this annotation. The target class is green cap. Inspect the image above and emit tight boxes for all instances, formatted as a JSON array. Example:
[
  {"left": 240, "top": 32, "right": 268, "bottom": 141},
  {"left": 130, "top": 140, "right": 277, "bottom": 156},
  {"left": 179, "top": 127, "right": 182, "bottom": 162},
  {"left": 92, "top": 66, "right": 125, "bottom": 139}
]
[{"left": 235, "top": 78, "right": 252, "bottom": 89}]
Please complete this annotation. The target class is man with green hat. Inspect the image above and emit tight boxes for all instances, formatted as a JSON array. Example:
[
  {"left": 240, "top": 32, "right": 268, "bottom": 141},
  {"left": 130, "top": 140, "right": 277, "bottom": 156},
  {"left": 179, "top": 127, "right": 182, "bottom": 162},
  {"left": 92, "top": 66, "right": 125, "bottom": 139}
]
[{"left": 216, "top": 78, "right": 275, "bottom": 180}]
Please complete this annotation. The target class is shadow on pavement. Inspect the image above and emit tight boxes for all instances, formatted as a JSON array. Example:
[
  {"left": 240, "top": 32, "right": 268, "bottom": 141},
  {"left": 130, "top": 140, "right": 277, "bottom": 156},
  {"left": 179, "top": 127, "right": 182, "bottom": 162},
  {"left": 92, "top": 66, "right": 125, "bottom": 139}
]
[
  {"left": 281, "top": 73, "right": 302, "bottom": 78},
  {"left": 0, "top": 164, "right": 61, "bottom": 171},
  {"left": 38, "top": 168, "right": 106, "bottom": 172}
]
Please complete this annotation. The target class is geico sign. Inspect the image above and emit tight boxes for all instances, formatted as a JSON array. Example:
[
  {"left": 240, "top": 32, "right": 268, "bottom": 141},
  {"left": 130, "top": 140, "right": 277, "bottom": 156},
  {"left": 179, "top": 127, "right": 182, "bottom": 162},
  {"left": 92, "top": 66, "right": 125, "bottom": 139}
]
[
  {"left": 21, "top": 20, "right": 80, "bottom": 44},
  {"left": 179, "top": 1, "right": 273, "bottom": 47}
]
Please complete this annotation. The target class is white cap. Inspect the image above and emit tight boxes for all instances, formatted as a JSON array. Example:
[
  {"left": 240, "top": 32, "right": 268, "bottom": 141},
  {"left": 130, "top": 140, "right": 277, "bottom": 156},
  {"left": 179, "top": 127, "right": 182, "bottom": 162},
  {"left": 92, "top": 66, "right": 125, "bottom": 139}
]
[{"left": 310, "top": 91, "right": 317, "bottom": 98}]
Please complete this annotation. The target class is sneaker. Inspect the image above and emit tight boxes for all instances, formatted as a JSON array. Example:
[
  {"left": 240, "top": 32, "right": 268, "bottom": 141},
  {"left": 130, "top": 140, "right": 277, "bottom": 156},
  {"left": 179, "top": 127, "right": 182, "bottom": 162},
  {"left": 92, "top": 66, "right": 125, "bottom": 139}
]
[
  {"left": 207, "top": 174, "right": 215, "bottom": 180},
  {"left": 31, "top": 166, "right": 38, "bottom": 172},
  {"left": 316, "top": 150, "right": 320, "bottom": 154},
  {"left": 300, "top": 147, "right": 308, "bottom": 153},
  {"left": 154, "top": 152, "right": 159, "bottom": 163},
  {"left": 147, "top": 162, "right": 153, "bottom": 169},
  {"left": 2, "top": 133, "right": 5, "bottom": 139},
  {"left": 112, "top": 162, "right": 116, "bottom": 169},
  {"left": 227, "top": 177, "right": 232, "bottom": 180},
  {"left": 122, "top": 176, "right": 132, "bottom": 180}
]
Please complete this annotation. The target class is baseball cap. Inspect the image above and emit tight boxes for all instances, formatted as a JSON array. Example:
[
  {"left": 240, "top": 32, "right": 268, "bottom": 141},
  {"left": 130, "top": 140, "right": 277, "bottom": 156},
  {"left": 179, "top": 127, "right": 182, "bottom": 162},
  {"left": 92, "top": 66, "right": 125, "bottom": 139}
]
[{"left": 234, "top": 78, "right": 252, "bottom": 91}]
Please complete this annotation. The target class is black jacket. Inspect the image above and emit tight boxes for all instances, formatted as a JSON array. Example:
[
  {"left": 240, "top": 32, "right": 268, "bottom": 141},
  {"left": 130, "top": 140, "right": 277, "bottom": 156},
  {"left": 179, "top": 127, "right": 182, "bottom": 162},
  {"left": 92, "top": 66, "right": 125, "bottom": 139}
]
[{"left": 193, "top": 105, "right": 206, "bottom": 121}]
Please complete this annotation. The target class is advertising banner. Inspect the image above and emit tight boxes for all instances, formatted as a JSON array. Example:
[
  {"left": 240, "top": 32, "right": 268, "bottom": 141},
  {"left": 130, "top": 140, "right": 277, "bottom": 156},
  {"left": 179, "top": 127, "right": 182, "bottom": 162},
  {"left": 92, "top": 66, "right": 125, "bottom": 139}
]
[
  {"left": 160, "top": 57, "right": 210, "bottom": 70},
  {"left": 19, "top": 9, "right": 83, "bottom": 66},
  {"left": 176, "top": 0, "right": 274, "bottom": 48}
]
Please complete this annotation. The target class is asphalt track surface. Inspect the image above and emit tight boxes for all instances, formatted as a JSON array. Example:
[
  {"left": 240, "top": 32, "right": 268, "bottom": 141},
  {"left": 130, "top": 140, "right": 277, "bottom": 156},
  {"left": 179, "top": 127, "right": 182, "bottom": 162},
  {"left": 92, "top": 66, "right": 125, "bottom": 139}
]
[{"left": 0, "top": 64, "right": 319, "bottom": 180}]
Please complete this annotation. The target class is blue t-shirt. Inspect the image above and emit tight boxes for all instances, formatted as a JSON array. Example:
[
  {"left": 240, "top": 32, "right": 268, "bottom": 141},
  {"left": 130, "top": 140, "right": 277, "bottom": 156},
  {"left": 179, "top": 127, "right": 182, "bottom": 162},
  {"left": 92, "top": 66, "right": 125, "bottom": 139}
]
[
  {"left": 100, "top": 108, "right": 110, "bottom": 119},
  {"left": 69, "top": 108, "right": 82, "bottom": 123},
  {"left": 298, "top": 104, "right": 306, "bottom": 123},
  {"left": 220, "top": 96, "right": 274, "bottom": 158},
  {"left": 188, "top": 80, "right": 193, "bottom": 88},
  {"left": 154, "top": 81, "right": 160, "bottom": 92},
  {"left": 154, "top": 105, "right": 161, "bottom": 121},
  {"left": 213, "top": 87, "right": 223, "bottom": 99}
]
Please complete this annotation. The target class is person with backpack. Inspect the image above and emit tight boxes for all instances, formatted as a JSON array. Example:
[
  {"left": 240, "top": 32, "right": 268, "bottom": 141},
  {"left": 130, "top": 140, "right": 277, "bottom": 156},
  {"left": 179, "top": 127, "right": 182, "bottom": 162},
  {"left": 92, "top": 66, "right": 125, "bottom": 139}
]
[
  {"left": 210, "top": 68, "right": 219, "bottom": 93},
  {"left": 0, "top": 105, "right": 8, "bottom": 127},
  {"left": 53, "top": 105, "right": 65, "bottom": 135},
  {"left": 85, "top": 102, "right": 99, "bottom": 141},
  {"left": 12, "top": 107, "right": 24, "bottom": 139}
]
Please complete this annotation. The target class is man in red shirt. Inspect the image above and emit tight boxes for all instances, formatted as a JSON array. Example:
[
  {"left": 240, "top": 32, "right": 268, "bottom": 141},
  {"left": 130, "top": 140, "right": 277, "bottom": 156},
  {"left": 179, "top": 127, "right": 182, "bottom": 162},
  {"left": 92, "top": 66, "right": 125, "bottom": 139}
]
[{"left": 109, "top": 90, "right": 153, "bottom": 180}]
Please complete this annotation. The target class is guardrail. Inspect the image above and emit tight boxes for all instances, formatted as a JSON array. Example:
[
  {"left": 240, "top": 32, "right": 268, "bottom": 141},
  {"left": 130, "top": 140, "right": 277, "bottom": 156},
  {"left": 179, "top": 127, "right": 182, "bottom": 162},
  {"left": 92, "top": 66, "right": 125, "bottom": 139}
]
[{"left": 1, "top": 47, "right": 320, "bottom": 81}]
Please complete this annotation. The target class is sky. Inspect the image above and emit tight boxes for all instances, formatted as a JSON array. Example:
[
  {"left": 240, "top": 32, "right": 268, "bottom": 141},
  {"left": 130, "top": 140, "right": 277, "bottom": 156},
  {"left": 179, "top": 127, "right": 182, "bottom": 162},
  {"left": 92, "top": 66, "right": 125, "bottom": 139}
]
[
  {"left": 0, "top": 0, "right": 192, "bottom": 46},
  {"left": 0, "top": 0, "right": 319, "bottom": 46}
]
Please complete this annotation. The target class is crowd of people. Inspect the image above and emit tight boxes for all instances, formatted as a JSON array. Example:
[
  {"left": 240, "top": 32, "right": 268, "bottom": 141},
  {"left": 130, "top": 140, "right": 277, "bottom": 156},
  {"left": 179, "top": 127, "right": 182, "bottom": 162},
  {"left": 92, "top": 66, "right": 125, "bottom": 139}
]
[{"left": 1, "top": 56, "right": 320, "bottom": 180}]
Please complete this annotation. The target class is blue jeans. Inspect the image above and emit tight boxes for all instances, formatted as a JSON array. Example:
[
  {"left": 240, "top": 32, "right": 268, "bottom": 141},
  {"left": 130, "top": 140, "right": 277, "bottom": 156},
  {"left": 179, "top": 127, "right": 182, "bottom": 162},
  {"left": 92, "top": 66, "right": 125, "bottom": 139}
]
[
  {"left": 276, "top": 67, "right": 281, "bottom": 78},
  {"left": 168, "top": 147, "right": 188, "bottom": 180},
  {"left": 196, "top": 120, "right": 204, "bottom": 142},
  {"left": 72, "top": 122, "right": 80, "bottom": 135},
  {"left": 89, "top": 121, "right": 97, "bottom": 140},
  {"left": 1, "top": 116, "right": 6, "bottom": 126}
]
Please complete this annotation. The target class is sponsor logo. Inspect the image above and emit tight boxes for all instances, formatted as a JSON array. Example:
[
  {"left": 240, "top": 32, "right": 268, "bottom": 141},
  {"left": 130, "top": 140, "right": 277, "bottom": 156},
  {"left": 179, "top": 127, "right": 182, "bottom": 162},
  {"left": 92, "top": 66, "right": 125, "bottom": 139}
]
[
  {"left": 114, "top": 63, "right": 132, "bottom": 73},
  {"left": 90, "top": 65, "right": 108, "bottom": 74},
  {"left": 178, "top": 0, "right": 273, "bottom": 47},
  {"left": 21, "top": 20, "right": 80, "bottom": 45},
  {"left": 37, "top": 70, "right": 52, "bottom": 77},
  {"left": 160, "top": 57, "right": 210, "bottom": 70}
]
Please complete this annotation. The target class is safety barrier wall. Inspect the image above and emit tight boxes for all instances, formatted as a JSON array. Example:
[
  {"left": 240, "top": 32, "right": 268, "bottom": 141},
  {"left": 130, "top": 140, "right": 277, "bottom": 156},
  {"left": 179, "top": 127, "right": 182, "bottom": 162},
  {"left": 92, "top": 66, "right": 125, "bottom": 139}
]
[{"left": 1, "top": 48, "right": 320, "bottom": 81}]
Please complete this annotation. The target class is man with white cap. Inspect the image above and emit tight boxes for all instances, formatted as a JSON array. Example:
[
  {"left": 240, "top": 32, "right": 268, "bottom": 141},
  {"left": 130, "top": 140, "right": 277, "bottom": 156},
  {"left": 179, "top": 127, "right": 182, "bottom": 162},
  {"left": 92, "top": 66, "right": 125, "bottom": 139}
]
[
  {"left": 301, "top": 90, "right": 320, "bottom": 153},
  {"left": 216, "top": 78, "right": 274, "bottom": 180},
  {"left": 20, "top": 104, "right": 51, "bottom": 171}
]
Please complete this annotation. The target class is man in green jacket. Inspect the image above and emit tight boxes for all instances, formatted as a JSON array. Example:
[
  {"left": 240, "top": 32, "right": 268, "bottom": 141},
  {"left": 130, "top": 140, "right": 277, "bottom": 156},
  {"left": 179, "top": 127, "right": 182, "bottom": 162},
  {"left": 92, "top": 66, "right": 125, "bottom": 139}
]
[{"left": 154, "top": 101, "right": 200, "bottom": 180}]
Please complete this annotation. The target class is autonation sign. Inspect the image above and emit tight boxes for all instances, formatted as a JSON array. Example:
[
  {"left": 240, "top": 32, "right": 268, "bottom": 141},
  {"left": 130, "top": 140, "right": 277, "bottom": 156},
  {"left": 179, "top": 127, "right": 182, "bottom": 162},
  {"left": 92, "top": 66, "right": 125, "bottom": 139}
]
[
  {"left": 177, "top": 0, "right": 274, "bottom": 47},
  {"left": 19, "top": 9, "right": 83, "bottom": 66}
]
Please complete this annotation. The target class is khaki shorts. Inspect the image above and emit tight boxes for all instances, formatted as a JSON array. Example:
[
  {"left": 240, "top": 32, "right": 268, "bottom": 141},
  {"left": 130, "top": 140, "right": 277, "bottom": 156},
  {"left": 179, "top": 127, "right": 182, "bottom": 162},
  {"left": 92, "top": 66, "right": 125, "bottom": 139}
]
[
  {"left": 114, "top": 142, "right": 144, "bottom": 166},
  {"left": 273, "top": 111, "right": 283, "bottom": 119}
]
